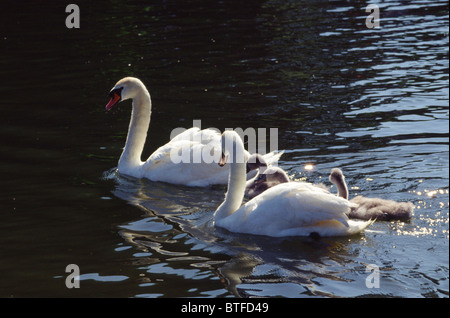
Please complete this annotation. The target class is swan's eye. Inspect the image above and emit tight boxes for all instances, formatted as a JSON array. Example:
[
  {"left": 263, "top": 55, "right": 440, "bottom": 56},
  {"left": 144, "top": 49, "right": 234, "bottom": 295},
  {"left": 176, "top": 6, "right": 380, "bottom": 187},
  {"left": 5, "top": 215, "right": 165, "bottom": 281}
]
[{"left": 108, "top": 87, "right": 123, "bottom": 98}]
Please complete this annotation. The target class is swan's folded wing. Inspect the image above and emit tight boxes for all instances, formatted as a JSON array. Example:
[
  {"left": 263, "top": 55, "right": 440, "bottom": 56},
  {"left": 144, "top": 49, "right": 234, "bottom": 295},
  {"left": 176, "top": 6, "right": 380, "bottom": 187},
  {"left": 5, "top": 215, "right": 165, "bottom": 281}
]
[
  {"left": 218, "top": 181, "right": 373, "bottom": 237},
  {"left": 169, "top": 127, "right": 221, "bottom": 146},
  {"left": 292, "top": 183, "right": 351, "bottom": 227},
  {"left": 196, "top": 128, "right": 222, "bottom": 145},
  {"left": 169, "top": 127, "right": 201, "bottom": 143},
  {"left": 142, "top": 139, "right": 229, "bottom": 186},
  {"left": 243, "top": 182, "right": 352, "bottom": 230}
]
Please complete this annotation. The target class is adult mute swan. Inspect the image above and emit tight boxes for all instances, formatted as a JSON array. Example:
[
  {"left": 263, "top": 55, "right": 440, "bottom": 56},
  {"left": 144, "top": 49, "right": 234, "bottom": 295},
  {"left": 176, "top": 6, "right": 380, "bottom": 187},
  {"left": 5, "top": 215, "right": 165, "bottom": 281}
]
[
  {"left": 329, "top": 168, "right": 414, "bottom": 221},
  {"left": 214, "top": 131, "right": 372, "bottom": 237},
  {"left": 105, "top": 77, "right": 281, "bottom": 186}
]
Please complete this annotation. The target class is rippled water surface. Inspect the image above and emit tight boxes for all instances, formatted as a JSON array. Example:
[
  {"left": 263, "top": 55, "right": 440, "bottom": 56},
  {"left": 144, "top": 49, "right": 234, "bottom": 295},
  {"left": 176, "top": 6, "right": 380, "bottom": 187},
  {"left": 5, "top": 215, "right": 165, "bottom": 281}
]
[{"left": 0, "top": 0, "right": 448, "bottom": 298}]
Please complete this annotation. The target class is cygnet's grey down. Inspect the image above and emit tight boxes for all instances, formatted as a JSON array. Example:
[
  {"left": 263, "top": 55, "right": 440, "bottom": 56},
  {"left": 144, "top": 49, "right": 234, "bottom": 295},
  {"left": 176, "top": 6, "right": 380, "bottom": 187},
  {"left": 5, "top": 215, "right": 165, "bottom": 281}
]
[
  {"left": 245, "top": 154, "right": 268, "bottom": 198},
  {"left": 329, "top": 168, "right": 414, "bottom": 221},
  {"left": 246, "top": 166, "right": 290, "bottom": 199},
  {"left": 245, "top": 154, "right": 291, "bottom": 198}
]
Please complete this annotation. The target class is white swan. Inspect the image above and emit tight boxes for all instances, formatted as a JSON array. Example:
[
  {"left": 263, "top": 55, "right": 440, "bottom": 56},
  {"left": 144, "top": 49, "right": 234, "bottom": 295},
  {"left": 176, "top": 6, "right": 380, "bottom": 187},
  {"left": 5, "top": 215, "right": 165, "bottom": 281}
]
[
  {"left": 214, "top": 131, "right": 372, "bottom": 237},
  {"left": 105, "top": 77, "right": 281, "bottom": 186},
  {"left": 329, "top": 168, "right": 414, "bottom": 221}
]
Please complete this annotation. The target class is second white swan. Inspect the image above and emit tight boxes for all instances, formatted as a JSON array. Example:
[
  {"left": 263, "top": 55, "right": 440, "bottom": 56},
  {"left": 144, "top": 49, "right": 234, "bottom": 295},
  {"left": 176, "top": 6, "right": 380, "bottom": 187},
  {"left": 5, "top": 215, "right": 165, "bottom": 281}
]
[{"left": 214, "top": 131, "right": 372, "bottom": 237}]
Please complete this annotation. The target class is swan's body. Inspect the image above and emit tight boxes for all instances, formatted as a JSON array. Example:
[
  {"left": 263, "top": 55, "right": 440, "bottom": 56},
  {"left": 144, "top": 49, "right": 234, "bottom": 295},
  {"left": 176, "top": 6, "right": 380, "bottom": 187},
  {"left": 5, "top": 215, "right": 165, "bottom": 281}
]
[
  {"left": 214, "top": 131, "right": 372, "bottom": 237},
  {"left": 105, "top": 77, "right": 280, "bottom": 186},
  {"left": 329, "top": 168, "right": 414, "bottom": 221}
]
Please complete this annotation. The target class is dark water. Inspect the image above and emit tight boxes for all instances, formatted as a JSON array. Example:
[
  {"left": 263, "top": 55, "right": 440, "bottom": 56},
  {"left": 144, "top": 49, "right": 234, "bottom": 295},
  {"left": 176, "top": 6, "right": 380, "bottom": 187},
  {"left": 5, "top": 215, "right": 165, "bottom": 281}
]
[{"left": 0, "top": 0, "right": 448, "bottom": 298}]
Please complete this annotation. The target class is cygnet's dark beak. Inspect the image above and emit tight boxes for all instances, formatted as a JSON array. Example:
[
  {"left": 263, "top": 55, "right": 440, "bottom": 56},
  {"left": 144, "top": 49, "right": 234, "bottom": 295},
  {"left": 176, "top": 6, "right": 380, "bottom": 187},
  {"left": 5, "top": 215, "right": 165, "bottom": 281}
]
[{"left": 254, "top": 173, "right": 267, "bottom": 184}]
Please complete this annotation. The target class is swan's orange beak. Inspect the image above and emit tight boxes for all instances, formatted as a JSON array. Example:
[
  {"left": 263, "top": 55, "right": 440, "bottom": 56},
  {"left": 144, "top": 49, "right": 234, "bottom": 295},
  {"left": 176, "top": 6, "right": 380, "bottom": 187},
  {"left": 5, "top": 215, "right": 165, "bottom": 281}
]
[
  {"left": 219, "top": 152, "right": 227, "bottom": 167},
  {"left": 105, "top": 93, "right": 121, "bottom": 111}
]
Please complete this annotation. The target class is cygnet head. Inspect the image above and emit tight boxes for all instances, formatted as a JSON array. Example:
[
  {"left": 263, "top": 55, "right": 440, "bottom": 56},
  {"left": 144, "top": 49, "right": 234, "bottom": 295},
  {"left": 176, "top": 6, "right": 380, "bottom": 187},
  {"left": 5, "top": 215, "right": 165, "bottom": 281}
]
[
  {"left": 246, "top": 154, "right": 268, "bottom": 174},
  {"left": 219, "top": 131, "right": 246, "bottom": 167},
  {"left": 105, "top": 77, "right": 147, "bottom": 111},
  {"left": 329, "top": 168, "right": 345, "bottom": 184},
  {"left": 245, "top": 166, "right": 289, "bottom": 199},
  {"left": 250, "top": 166, "right": 289, "bottom": 187},
  {"left": 329, "top": 168, "right": 349, "bottom": 200},
  {"left": 262, "top": 166, "right": 290, "bottom": 184}
]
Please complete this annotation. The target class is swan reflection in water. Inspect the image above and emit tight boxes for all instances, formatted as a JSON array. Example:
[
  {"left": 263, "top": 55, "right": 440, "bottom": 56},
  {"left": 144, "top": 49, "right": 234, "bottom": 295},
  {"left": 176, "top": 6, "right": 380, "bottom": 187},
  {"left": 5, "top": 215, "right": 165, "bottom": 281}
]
[{"left": 105, "top": 169, "right": 373, "bottom": 297}]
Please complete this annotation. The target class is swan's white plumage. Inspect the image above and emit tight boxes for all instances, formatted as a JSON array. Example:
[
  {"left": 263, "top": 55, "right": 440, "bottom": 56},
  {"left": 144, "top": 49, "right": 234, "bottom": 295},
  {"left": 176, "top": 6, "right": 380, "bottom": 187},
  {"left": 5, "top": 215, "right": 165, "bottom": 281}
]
[
  {"left": 217, "top": 182, "right": 370, "bottom": 237},
  {"left": 107, "top": 78, "right": 281, "bottom": 187},
  {"left": 214, "top": 131, "right": 372, "bottom": 237},
  {"left": 139, "top": 127, "right": 230, "bottom": 186}
]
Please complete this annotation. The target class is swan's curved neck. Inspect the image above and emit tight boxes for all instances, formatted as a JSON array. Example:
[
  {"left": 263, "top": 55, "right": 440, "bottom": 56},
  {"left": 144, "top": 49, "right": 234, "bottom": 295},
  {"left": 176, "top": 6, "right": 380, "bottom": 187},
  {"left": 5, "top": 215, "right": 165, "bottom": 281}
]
[
  {"left": 214, "top": 140, "right": 247, "bottom": 221},
  {"left": 334, "top": 176, "right": 349, "bottom": 200},
  {"left": 118, "top": 89, "right": 151, "bottom": 172}
]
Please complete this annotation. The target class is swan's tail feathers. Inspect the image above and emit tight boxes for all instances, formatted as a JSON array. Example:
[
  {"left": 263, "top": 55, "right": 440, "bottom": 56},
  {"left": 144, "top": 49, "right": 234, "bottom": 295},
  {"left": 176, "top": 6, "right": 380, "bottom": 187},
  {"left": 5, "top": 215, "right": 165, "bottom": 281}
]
[
  {"left": 308, "top": 217, "right": 373, "bottom": 236},
  {"left": 347, "top": 219, "right": 374, "bottom": 234},
  {"left": 313, "top": 219, "right": 347, "bottom": 228},
  {"left": 262, "top": 150, "right": 285, "bottom": 166},
  {"left": 337, "top": 216, "right": 350, "bottom": 228}
]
